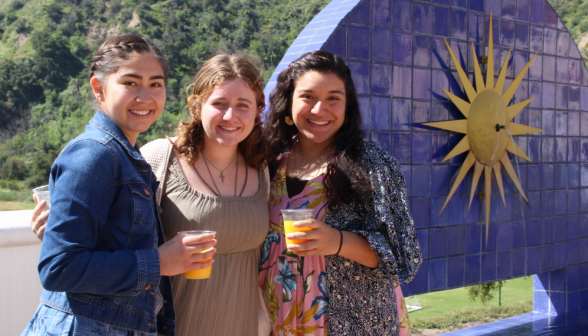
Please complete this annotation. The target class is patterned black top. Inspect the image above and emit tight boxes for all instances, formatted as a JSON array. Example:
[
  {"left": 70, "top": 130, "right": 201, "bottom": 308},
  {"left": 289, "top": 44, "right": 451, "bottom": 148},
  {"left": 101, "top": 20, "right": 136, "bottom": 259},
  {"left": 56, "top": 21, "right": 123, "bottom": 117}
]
[{"left": 322, "top": 140, "right": 422, "bottom": 335}]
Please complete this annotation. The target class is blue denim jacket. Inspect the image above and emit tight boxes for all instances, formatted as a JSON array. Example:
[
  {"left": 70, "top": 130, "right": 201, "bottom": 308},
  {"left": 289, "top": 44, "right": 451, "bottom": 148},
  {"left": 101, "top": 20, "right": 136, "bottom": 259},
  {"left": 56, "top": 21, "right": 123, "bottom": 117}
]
[{"left": 39, "top": 110, "right": 176, "bottom": 335}]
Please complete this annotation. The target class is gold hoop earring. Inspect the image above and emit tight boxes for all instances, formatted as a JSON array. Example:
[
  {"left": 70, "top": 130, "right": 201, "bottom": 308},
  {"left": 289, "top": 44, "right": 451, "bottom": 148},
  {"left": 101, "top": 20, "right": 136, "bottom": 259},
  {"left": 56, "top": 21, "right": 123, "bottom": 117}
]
[
  {"left": 345, "top": 117, "right": 348, "bottom": 123},
  {"left": 285, "top": 116, "right": 294, "bottom": 126}
]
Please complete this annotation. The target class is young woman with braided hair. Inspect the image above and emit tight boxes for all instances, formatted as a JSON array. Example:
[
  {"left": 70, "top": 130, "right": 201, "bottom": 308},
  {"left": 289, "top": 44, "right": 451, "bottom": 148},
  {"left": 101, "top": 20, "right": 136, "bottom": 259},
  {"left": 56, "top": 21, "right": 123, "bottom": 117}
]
[{"left": 22, "top": 35, "right": 215, "bottom": 336}]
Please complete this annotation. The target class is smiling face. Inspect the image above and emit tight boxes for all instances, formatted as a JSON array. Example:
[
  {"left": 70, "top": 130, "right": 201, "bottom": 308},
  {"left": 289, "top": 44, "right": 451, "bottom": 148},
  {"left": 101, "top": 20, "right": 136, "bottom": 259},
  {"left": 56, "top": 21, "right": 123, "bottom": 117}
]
[
  {"left": 92, "top": 52, "right": 166, "bottom": 146},
  {"left": 291, "top": 71, "right": 346, "bottom": 146},
  {"left": 200, "top": 78, "right": 259, "bottom": 150}
]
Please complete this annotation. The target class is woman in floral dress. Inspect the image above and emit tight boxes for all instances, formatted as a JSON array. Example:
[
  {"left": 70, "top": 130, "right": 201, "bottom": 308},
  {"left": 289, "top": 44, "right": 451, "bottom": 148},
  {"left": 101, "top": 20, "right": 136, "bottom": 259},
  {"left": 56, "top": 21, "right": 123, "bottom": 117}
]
[{"left": 260, "top": 51, "right": 422, "bottom": 335}]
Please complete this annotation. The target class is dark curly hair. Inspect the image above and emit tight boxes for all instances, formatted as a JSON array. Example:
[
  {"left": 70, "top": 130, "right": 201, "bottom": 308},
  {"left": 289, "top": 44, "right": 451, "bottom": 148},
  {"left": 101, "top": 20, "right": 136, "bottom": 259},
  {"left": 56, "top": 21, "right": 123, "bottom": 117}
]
[{"left": 264, "top": 50, "right": 371, "bottom": 212}]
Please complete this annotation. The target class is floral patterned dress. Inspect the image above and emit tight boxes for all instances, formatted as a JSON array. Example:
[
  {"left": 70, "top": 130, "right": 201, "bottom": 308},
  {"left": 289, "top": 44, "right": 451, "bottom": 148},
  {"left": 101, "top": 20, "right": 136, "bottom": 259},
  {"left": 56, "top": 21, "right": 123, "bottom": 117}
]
[{"left": 259, "top": 150, "right": 412, "bottom": 336}]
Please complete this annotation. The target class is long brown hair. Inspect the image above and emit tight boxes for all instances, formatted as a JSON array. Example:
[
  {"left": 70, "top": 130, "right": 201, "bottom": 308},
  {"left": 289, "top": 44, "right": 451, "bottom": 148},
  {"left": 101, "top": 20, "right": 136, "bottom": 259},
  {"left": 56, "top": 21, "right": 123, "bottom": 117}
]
[{"left": 175, "top": 54, "right": 267, "bottom": 171}]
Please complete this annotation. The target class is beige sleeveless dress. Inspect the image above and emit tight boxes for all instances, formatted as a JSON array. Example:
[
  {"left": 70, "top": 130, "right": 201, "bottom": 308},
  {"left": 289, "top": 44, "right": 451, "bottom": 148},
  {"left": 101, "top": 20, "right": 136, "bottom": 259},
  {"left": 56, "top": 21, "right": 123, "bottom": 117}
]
[{"left": 160, "top": 155, "right": 269, "bottom": 336}]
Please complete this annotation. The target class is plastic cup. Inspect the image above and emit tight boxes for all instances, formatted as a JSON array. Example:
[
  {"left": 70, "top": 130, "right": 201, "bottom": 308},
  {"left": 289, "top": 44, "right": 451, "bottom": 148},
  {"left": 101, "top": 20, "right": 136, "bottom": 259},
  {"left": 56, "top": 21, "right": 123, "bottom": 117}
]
[
  {"left": 32, "top": 185, "right": 51, "bottom": 209},
  {"left": 178, "top": 230, "right": 216, "bottom": 280},
  {"left": 281, "top": 209, "right": 314, "bottom": 249}
]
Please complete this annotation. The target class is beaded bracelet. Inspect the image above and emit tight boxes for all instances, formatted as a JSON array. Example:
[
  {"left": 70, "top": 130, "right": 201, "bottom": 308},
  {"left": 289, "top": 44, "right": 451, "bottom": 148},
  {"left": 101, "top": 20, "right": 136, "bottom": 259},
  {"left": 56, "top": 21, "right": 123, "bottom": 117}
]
[{"left": 335, "top": 229, "right": 343, "bottom": 255}]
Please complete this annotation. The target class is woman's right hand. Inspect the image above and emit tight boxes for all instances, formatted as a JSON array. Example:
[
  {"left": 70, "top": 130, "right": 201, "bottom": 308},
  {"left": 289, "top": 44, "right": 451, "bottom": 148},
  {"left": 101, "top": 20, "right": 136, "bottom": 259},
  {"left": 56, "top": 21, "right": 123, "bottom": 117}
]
[
  {"left": 158, "top": 233, "right": 217, "bottom": 276},
  {"left": 31, "top": 194, "right": 49, "bottom": 240}
]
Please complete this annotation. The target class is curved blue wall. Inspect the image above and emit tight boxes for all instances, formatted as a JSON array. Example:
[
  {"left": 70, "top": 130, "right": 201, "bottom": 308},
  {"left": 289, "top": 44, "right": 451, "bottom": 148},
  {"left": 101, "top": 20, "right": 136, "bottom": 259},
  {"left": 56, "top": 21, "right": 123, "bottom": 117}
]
[{"left": 264, "top": 0, "right": 588, "bottom": 315}]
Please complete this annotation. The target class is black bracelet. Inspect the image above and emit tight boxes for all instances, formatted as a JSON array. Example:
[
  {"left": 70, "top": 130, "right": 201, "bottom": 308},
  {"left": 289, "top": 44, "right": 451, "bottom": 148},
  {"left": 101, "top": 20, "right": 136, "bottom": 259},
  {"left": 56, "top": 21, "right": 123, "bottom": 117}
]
[{"left": 335, "top": 229, "right": 343, "bottom": 255}]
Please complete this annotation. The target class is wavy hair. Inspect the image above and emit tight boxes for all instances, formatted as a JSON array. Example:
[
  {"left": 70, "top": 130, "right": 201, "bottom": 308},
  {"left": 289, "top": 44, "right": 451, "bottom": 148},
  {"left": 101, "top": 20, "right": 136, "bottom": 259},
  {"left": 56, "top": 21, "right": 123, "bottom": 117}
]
[
  {"left": 264, "top": 51, "right": 371, "bottom": 211},
  {"left": 175, "top": 54, "right": 267, "bottom": 171}
]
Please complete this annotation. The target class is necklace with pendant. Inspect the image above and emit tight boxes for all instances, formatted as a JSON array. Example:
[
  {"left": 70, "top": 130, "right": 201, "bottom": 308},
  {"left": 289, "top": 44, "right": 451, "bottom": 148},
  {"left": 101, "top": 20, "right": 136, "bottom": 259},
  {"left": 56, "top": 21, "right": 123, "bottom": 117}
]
[{"left": 201, "top": 151, "right": 237, "bottom": 183}]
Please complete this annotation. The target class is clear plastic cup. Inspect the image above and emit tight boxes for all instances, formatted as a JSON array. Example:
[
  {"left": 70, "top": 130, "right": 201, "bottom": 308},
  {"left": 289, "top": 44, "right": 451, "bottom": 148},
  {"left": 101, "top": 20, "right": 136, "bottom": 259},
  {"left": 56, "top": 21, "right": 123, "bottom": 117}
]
[
  {"left": 178, "top": 230, "right": 216, "bottom": 279},
  {"left": 281, "top": 209, "right": 314, "bottom": 249},
  {"left": 32, "top": 185, "right": 51, "bottom": 209}
]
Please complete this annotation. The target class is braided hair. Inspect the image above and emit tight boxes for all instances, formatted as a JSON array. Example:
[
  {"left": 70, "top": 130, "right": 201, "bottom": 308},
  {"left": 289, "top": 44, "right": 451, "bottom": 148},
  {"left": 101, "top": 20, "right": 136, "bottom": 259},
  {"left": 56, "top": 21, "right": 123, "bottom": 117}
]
[{"left": 90, "top": 35, "right": 169, "bottom": 85}]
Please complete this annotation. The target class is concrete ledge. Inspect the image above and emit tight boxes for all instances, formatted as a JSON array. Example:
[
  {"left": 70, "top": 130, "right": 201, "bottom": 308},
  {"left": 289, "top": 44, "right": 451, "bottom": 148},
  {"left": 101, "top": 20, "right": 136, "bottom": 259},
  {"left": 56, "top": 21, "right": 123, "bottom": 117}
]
[{"left": 0, "top": 210, "right": 41, "bottom": 248}]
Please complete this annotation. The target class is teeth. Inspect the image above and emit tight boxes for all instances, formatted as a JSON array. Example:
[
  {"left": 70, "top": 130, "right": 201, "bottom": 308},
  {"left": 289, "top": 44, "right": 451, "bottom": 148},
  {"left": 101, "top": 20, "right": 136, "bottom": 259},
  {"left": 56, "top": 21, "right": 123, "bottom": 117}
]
[
  {"left": 130, "top": 110, "right": 150, "bottom": 115},
  {"left": 220, "top": 126, "right": 238, "bottom": 131},
  {"left": 309, "top": 120, "right": 329, "bottom": 125}
]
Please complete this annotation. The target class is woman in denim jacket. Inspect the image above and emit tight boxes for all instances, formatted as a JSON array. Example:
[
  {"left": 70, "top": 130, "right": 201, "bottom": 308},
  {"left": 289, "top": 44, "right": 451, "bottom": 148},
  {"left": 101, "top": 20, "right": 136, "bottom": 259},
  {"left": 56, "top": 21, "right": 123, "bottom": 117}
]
[{"left": 22, "top": 35, "right": 214, "bottom": 336}]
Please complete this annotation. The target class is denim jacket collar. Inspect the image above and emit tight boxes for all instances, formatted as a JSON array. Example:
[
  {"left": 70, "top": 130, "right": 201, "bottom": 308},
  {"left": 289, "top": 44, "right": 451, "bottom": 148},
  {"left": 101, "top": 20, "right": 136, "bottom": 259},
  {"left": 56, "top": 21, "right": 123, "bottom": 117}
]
[{"left": 89, "top": 110, "right": 145, "bottom": 162}]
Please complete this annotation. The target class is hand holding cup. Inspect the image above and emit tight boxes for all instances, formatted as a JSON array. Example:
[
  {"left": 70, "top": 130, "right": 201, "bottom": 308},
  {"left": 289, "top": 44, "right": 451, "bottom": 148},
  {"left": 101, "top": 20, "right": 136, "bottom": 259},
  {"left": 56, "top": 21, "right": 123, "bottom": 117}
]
[{"left": 159, "top": 231, "right": 217, "bottom": 277}]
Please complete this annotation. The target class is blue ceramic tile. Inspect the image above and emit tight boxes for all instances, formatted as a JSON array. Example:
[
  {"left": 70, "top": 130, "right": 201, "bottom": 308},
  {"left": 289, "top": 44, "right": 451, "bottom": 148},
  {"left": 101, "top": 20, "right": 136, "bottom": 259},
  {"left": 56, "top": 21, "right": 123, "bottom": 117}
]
[
  {"left": 582, "top": 139, "right": 588, "bottom": 161},
  {"left": 448, "top": 195, "right": 467, "bottom": 225},
  {"left": 512, "top": 221, "right": 526, "bottom": 248},
  {"left": 453, "top": 0, "right": 467, "bottom": 9},
  {"left": 513, "top": 248, "right": 526, "bottom": 276},
  {"left": 416, "top": 229, "right": 429, "bottom": 259},
  {"left": 371, "top": 28, "right": 392, "bottom": 62},
  {"left": 470, "top": 0, "right": 484, "bottom": 12},
  {"left": 527, "top": 219, "right": 541, "bottom": 246},
  {"left": 447, "top": 226, "right": 465, "bottom": 256},
  {"left": 429, "top": 258, "right": 447, "bottom": 290},
  {"left": 358, "top": 96, "right": 370, "bottom": 130},
  {"left": 529, "top": 82, "right": 542, "bottom": 108},
  {"left": 554, "top": 164, "right": 567, "bottom": 189},
  {"left": 465, "top": 224, "right": 482, "bottom": 254},
  {"left": 568, "top": 189, "right": 580, "bottom": 214},
  {"left": 410, "top": 261, "right": 428, "bottom": 293},
  {"left": 527, "top": 245, "right": 541, "bottom": 274},
  {"left": 569, "top": 61, "right": 582, "bottom": 85},
  {"left": 413, "top": 100, "right": 430, "bottom": 126},
  {"left": 431, "top": 196, "right": 449, "bottom": 226},
  {"left": 402, "top": 165, "right": 411, "bottom": 194},
  {"left": 431, "top": 165, "right": 448, "bottom": 195},
  {"left": 569, "top": 163, "right": 580, "bottom": 187},
  {"left": 414, "top": 3, "right": 432, "bottom": 35},
  {"left": 392, "top": 133, "right": 411, "bottom": 163},
  {"left": 515, "top": 23, "right": 530, "bottom": 51},
  {"left": 583, "top": 164, "right": 588, "bottom": 187},
  {"left": 555, "top": 191, "right": 567, "bottom": 216},
  {"left": 465, "top": 254, "right": 481, "bottom": 284},
  {"left": 556, "top": 59, "right": 569, "bottom": 84},
  {"left": 467, "top": 43, "right": 485, "bottom": 75},
  {"left": 568, "top": 265, "right": 580, "bottom": 291},
  {"left": 513, "top": 79, "right": 528, "bottom": 104},
  {"left": 392, "top": 98, "right": 411, "bottom": 131},
  {"left": 349, "top": 61, "right": 369, "bottom": 94},
  {"left": 393, "top": 32, "right": 412, "bottom": 65},
  {"left": 468, "top": 12, "right": 484, "bottom": 42},
  {"left": 431, "top": 70, "right": 450, "bottom": 101},
  {"left": 347, "top": 0, "right": 370, "bottom": 26},
  {"left": 533, "top": 288, "right": 550, "bottom": 313},
  {"left": 581, "top": 264, "right": 588, "bottom": 288},
  {"left": 413, "top": 68, "right": 431, "bottom": 100},
  {"left": 544, "top": 28, "right": 557, "bottom": 55},
  {"left": 371, "top": 63, "right": 392, "bottom": 96},
  {"left": 482, "top": 222, "right": 498, "bottom": 252},
  {"left": 451, "top": 9, "right": 467, "bottom": 40},
  {"left": 540, "top": 217, "right": 554, "bottom": 244},
  {"left": 500, "top": 19, "right": 515, "bottom": 48},
  {"left": 393, "top": 0, "right": 412, "bottom": 32},
  {"left": 348, "top": 26, "right": 370, "bottom": 60},
  {"left": 372, "top": 131, "right": 391, "bottom": 152},
  {"left": 412, "top": 165, "right": 431, "bottom": 196},
  {"left": 323, "top": 25, "right": 347, "bottom": 58},
  {"left": 497, "top": 222, "right": 513, "bottom": 251},
  {"left": 513, "top": 106, "right": 529, "bottom": 125},
  {"left": 412, "top": 133, "right": 431, "bottom": 164},
  {"left": 530, "top": 0, "right": 544, "bottom": 24},
  {"left": 529, "top": 54, "right": 542, "bottom": 80},
  {"left": 430, "top": 227, "right": 446, "bottom": 258},
  {"left": 529, "top": 108, "right": 542, "bottom": 129},
  {"left": 486, "top": 0, "right": 501, "bottom": 16},
  {"left": 568, "top": 214, "right": 579, "bottom": 241},
  {"left": 568, "top": 292, "right": 580, "bottom": 314},
  {"left": 450, "top": 40, "right": 468, "bottom": 72},
  {"left": 530, "top": 27, "right": 544, "bottom": 53},
  {"left": 502, "top": 0, "right": 516, "bottom": 19},
  {"left": 550, "top": 268, "right": 566, "bottom": 291},
  {"left": 579, "top": 289, "right": 588, "bottom": 311},
  {"left": 570, "top": 138, "right": 580, "bottom": 163},
  {"left": 569, "top": 112, "right": 580, "bottom": 135},
  {"left": 413, "top": 35, "right": 431, "bottom": 67},
  {"left": 370, "top": 97, "right": 391, "bottom": 130},
  {"left": 432, "top": 38, "right": 450, "bottom": 69},
  {"left": 542, "top": 82, "right": 555, "bottom": 109},
  {"left": 542, "top": 109, "right": 555, "bottom": 136},
  {"left": 542, "top": 55, "right": 556, "bottom": 82},
  {"left": 541, "top": 190, "right": 555, "bottom": 217},
  {"left": 544, "top": 4, "right": 558, "bottom": 27},
  {"left": 448, "top": 257, "right": 464, "bottom": 287},
  {"left": 372, "top": 0, "right": 392, "bottom": 28},
  {"left": 528, "top": 164, "right": 541, "bottom": 191},
  {"left": 393, "top": 66, "right": 412, "bottom": 97},
  {"left": 431, "top": 133, "right": 449, "bottom": 163},
  {"left": 542, "top": 164, "right": 554, "bottom": 189},
  {"left": 540, "top": 244, "right": 554, "bottom": 271},
  {"left": 432, "top": 6, "right": 449, "bottom": 38},
  {"left": 557, "top": 31, "right": 570, "bottom": 57},
  {"left": 534, "top": 271, "right": 550, "bottom": 290},
  {"left": 554, "top": 242, "right": 566, "bottom": 268},
  {"left": 482, "top": 252, "right": 497, "bottom": 282},
  {"left": 581, "top": 213, "right": 588, "bottom": 238},
  {"left": 413, "top": 198, "right": 430, "bottom": 228},
  {"left": 568, "top": 86, "right": 581, "bottom": 112},
  {"left": 528, "top": 191, "right": 541, "bottom": 218},
  {"left": 517, "top": 0, "right": 530, "bottom": 21},
  {"left": 497, "top": 250, "right": 512, "bottom": 279},
  {"left": 555, "top": 111, "right": 567, "bottom": 136},
  {"left": 433, "top": 0, "right": 449, "bottom": 6},
  {"left": 583, "top": 87, "right": 588, "bottom": 111}
]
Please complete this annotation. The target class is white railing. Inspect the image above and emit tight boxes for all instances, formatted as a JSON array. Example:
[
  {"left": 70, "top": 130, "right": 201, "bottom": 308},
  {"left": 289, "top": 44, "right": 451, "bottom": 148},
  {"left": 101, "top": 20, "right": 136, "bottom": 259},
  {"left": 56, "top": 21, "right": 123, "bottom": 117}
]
[{"left": 0, "top": 210, "right": 43, "bottom": 336}]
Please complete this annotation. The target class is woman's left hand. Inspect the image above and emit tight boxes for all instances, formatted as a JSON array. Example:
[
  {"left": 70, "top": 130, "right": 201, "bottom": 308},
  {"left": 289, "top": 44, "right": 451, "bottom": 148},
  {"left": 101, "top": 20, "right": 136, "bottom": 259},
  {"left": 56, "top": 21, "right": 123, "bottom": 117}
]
[{"left": 286, "top": 219, "right": 341, "bottom": 256}]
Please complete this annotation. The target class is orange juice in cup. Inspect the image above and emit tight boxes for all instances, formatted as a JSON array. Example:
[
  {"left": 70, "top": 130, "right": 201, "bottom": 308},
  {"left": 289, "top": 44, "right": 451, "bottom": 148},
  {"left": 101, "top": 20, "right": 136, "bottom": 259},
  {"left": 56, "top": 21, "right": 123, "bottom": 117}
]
[
  {"left": 281, "top": 209, "right": 314, "bottom": 249},
  {"left": 178, "top": 230, "right": 216, "bottom": 280}
]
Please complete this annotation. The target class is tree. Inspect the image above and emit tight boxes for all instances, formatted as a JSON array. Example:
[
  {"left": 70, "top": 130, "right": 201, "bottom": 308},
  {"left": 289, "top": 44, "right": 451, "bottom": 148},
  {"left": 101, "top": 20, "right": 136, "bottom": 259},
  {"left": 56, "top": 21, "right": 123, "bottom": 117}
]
[{"left": 467, "top": 281, "right": 505, "bottom": 305}]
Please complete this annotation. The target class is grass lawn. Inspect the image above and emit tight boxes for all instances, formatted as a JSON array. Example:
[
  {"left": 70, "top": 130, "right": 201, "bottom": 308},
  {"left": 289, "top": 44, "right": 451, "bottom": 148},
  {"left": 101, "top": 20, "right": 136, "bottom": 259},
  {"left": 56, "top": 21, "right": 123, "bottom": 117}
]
[
  {"left": 0, "top": 188, "right": 36, "bottom": 211},
  {"left": 409, "top": 277, "right": 533, "bottom": 332},
  {"left": 0, "top": 201, "right": 36, "bottom": 211}
]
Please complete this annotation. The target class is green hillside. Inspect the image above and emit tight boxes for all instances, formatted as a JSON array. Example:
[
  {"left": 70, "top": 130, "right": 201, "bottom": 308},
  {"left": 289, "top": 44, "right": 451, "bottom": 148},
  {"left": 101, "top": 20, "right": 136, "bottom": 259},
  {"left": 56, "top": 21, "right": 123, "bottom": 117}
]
[{"left": 0, "top": 0, "right": 585, "bottom": 193}]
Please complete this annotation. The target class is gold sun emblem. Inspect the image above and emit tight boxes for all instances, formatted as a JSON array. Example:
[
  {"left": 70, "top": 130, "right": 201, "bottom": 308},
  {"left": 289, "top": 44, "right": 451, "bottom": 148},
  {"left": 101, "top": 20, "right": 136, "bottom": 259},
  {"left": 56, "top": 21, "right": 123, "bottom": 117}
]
[{"left": 423, "top": 15, "right": 543, "bottom": 242}]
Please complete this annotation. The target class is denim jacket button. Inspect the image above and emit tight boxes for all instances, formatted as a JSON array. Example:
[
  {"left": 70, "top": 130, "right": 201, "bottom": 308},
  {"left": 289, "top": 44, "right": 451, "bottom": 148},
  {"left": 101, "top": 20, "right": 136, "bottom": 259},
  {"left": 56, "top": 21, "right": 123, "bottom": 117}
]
[
  {"left": 143, "top": 186, "right": 150, "bottom": 196},
  {"left": 145, "top": 284, "right": 152, "bottom": 290},
  {"left": 148, "top": 323, "right": 155, "bottom": 327}
]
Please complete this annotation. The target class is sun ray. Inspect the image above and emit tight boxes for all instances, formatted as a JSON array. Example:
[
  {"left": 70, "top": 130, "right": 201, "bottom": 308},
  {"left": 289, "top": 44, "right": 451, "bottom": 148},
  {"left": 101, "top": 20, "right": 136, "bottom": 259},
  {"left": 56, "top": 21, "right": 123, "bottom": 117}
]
[
  {"left": 506, "top": 141, "right": 532, "bottom": 161},
  {"left": 471, "top": 42, "right": 485, "bottom": 92},
  {"left": 502, "top": 53, "right": 538, "bottom": 105},
  {"left": 486, "top": 13, "right": 495, "bottom": 90},
  {"left": 500, "top": 153, "right": 528, "bottom": 203},
  {"left": 440, "top": 152, "right": 477, "bottom": 214},
  {"left": 443, "top": 37, "right": 478, "bottom": 103},
  {"left": 493, "top": 161, "right": 506, "bottom": 208},
  {"left": 494, "top": 48, "right": 512, "bottom": 95},
  {"left": 468, "top": 161, "right": 484, "bottom": 211},
  {"left": 484, "top": 166, "right": 493, "bottom": 244},
  {"left": 423, "top": 120, "right": 468, "bottom": 134},
  {"left": 443, "top": 135, "right": 471, "bottom": 162},
  {"left": 507, "top": 123, "right": 544, "bottom": 136},
  {"left": 507, "top": 98, "right": 534, "bottom": 121},
  {"left": 442, "top": 89, "right": 471, "bottom": 118}
]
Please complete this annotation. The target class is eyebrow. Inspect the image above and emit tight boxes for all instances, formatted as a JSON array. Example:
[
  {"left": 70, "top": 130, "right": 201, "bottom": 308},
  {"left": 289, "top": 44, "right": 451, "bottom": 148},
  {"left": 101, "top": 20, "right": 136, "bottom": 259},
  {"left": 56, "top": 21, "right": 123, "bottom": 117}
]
[
  {"left": 210, "top": 97, "right": 254, "bottom": 104},
  {"left": 297, "top": 89, "right": 345, "bottom": 95},
  {"left": 120, "top": 73, "right": 165, "bottom": 80}
]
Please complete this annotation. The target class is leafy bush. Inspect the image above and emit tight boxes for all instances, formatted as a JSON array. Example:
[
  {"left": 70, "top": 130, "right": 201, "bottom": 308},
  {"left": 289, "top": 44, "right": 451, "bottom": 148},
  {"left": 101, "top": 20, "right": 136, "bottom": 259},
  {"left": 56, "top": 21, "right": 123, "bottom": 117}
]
[
  {"left": 0, "top": 179, "right": 21, "bottom": 191},
  {"left": 0, "top": 156, "right": 28, "bottom": 181}
]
